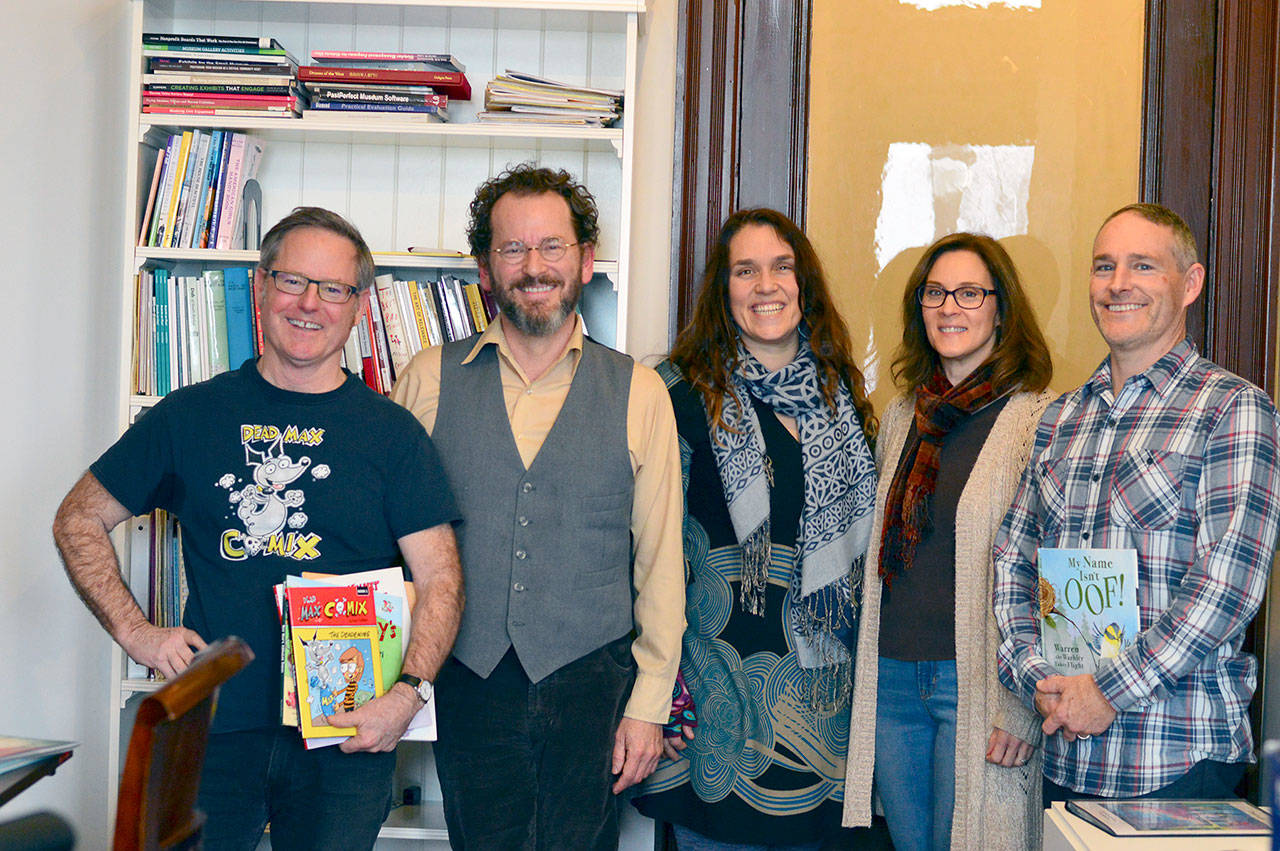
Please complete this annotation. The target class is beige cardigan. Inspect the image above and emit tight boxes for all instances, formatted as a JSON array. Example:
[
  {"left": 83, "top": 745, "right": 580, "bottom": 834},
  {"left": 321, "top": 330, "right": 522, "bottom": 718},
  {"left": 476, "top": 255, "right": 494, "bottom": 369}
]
[{"left": 842, "top": 390, "right": 1053, "bottom": 850}]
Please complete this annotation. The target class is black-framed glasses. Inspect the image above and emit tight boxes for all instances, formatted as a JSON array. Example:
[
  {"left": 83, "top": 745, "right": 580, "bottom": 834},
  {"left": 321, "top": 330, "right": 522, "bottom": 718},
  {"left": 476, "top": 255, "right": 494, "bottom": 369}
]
[
  {"left": 916, "top": 283, "right": 998, "bottom": 310},
  {"left": 491, "top": 237, "right": 579, "bottom": 264},
  {"left": 265, "top": 270, "right": 359, "bottom": 304}
]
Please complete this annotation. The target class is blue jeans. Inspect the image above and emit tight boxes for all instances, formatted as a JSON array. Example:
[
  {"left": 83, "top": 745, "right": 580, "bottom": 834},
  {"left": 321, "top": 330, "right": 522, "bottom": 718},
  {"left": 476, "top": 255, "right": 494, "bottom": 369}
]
[
  {"left": 198, "top": 726, "right": 395, "bottom": 851},
  {"left": 433, "top": 638, "right": 635, "bottom": 850},
  {"left": 671, "top": 823, "right": 823, "bottom": 851},
  {"left": 874, "top": 657, "right": 957, "bottom": 851}
]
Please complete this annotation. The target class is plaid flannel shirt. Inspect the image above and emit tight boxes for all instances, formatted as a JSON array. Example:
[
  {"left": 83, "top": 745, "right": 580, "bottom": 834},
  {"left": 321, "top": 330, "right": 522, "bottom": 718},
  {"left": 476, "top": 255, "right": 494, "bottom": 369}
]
[{"left": 994, "top": 339, "right": 1280, "bottom": 796}]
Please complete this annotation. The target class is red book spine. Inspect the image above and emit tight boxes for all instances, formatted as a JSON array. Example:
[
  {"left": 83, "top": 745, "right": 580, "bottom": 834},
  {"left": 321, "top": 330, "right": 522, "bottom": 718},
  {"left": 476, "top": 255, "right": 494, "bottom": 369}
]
[{"left": 298, "top": 66, "right": 471, "bottom": 99}]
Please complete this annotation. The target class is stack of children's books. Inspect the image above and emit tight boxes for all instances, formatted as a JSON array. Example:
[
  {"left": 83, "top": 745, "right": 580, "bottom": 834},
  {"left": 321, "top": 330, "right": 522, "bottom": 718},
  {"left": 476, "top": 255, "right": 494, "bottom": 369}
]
[{"left": 275, "top": 566, "right": 434, "bottom": 748}]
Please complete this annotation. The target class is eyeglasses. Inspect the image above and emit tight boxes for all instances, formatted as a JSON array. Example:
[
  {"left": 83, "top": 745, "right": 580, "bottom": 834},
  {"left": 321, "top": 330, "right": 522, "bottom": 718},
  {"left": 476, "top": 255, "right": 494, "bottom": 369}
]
[
  {"left": 265, "top": 270, "right": 359, "bottom": 304},
  {"left": 491, "top": 238, "right": 579, "bottom": 264},
  {"left": 916, "top": 283, "right": 998, "bottom": 310}
]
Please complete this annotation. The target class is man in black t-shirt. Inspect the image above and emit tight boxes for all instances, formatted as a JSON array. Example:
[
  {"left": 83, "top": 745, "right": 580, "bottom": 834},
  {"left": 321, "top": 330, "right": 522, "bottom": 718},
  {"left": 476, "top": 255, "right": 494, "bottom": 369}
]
[{"left": 52, "top": 207, "right": 463, "bottom": 850}]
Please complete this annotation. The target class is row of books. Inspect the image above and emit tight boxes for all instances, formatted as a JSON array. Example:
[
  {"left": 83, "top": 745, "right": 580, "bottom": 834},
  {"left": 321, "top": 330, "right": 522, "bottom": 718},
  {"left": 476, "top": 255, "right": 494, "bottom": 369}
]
[
  {"left": 350, "top": 274, "right": 497, "bottom": 394},
  {"left": 142, "top": 33, "right": 303, "bottom": 118},
  {"left": 124, "top": 509, "right": 186, "bottom": 680},
  {"left": 134, "top": 264, "right": 495, "bottom": 399},
  {"left": 276, "top": 567, "right": 434, "bottom": 746},
  {"left": 479, "top": 70, "right": 622, "bottom": 127},
  {"left": 133, "top": 267, "right": 257, "bottom": 396},
  {"left": 142, "top": 32, "right": 469, "bottom": 123},
  {"left": 138, "top": 130, "right": 265, "bottom": 250}
]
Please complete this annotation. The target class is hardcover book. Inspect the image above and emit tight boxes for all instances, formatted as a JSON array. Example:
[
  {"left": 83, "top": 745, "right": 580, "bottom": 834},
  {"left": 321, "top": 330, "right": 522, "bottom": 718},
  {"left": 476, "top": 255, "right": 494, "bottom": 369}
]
[
  {"left": 1038, "top": 548, "right": 1139, "bottom": 675},
  {"left": 1065, "top": 799, "right": 1269, "bottom": 836}
]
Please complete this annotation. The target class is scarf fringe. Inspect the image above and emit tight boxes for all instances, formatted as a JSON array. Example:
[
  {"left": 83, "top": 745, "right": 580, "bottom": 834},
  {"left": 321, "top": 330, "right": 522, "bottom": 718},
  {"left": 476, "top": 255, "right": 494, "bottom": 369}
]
[{"left": 739, "top": 520, "right": 770, "bottom": 616}]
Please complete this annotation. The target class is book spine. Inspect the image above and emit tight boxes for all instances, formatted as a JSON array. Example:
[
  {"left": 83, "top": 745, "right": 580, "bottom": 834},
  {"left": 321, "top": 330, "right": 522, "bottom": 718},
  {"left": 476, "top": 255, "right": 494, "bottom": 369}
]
[
  {"left": 406, "top": 280, "right": 431, "bottom": 352},
  {"left": 308, "top": 101, "right": 442, "bottom": 115},
  {"left": 143, "top": 32, "right": 278, "bottom": 49},
  {"left": 206, "top": 131, "right": 236, "bottom": 249},
  {"left": 373, "top": 274, "right": 411, "bottom": 378},
  {"left": 147, "top": 58, "right": 294, "bottom": 75},
  {"left": 366, "top": 286, "right": 394, "bottom": 391},
  {"left": 196, "top": 131, "right": 225, "bottom": 249},
  {"left": 147, "top": 135, "right": 180, "bottom": 247},
  {"left": 137, "top": 147, "right": 166, "bottom": 247},
  {"left": 143, "top": 44, "right": 290, "bottom": 58},
  {"left": 308, "top": 88, "right": 448, "bottom": 107},
  {"left": 311, "top": 50, "right": 455, "bottom": 63},
  {"left": 145, "top": 83, "right": 298, "bottom": 96},
  {"left": 393, "top": 279, "right": 422, "bottom": 354},
  {"left": 154, "top": 268, "right": 169, "bottom": 395},
  {"left": 229, "top": 137, "right": 265, "bottom": 250},
  {"left": 177, "top": 130, "right": 212, "bottom": 249},
  {"left": 215, "top": 134, "right": 247, "bottom": 250},
  {"left": 298, "top": 66, "right": 470, "bottom": 98},
  {"left": 223, "top": 266, "right": 254, "bottom": 370},
  {"left": 355, "top": 305, "right": 378, "bottom": 392},
  {"left": 463, "top": 282, "right": 489, "bottom": 332},
  {"left": 204, "top": 269, "right": 230, "bottom": 375},
  {"left": 158, "top": 131, "right": 192, "bottom": 249},
  {"left": 418, "top": 281, "right": 444, "bottom": 346}
]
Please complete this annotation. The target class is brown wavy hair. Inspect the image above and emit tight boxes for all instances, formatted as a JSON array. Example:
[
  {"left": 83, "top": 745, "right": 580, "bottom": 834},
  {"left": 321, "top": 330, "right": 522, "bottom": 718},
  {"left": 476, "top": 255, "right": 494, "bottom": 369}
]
[
  {"left": 891, "top": 232, "right": 1052, "bottom": 394},
  {"left": 669, "top": 208, "right": 877, "bottom": 445},
  {"left": 466, "top": 162, "right": 600, "bottom": 269}
]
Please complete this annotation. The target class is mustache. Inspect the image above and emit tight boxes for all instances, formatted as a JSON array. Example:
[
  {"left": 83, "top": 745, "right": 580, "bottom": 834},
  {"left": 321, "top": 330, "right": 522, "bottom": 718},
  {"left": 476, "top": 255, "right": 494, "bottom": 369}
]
[{"left": 511, "top": 273, "right": 564, "bottom": 289}]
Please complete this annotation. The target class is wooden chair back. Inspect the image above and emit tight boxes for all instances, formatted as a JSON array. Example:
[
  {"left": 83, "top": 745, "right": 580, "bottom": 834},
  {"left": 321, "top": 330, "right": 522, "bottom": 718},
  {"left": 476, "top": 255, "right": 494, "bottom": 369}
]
[{"left": 113, "top": 637, "right": 254, "bottom": 851}]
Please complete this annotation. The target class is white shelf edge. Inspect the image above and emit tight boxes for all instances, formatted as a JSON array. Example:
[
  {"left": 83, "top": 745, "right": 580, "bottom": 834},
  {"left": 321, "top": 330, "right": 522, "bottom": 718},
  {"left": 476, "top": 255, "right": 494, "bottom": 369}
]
[
  {"left": 258, "top": 0, "right": 645, "bottom": 11},
  {"left": 121, "top": 677, "right": 165, "bottom": 696},
  {"left": 134, "top": 248, "right": 618, "bottom": 274},
  {"left": 138, "top": 114, "right": 624, "bottom": 146}
]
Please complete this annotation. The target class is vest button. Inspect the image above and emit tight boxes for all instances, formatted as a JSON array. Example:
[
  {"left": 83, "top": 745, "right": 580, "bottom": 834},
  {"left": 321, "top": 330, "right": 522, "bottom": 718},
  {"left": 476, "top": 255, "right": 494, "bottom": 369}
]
[
  {"left": 522, "top": 482, "right": 534, "bottom": 493},
  {"left": 515, "top": 549, "right": 527, "bottom": 559},
  {"left": 518, "top": 516, "right": 529, "bottom": 526},
  {"left": 513, "top": 582, "right": 525, "bottom": 592}
]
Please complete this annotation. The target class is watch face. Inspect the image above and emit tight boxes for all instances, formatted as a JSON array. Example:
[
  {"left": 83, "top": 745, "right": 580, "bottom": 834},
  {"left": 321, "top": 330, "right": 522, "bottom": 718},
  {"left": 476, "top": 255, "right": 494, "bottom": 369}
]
[{"left": 415, "top": 681, "right": 433, "bottom": 703}]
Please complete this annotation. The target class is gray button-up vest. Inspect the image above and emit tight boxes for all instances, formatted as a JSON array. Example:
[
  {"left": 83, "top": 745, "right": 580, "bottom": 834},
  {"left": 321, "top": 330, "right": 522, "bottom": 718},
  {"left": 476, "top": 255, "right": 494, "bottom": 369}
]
[{"left": 433, "top": 335, "right": 635, "bottom": 682}]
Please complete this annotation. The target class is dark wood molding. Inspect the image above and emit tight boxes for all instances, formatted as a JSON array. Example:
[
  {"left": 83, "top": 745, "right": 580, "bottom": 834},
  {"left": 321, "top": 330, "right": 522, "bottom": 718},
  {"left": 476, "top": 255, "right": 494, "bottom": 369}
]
[
  {"left": 1140, "top": 0, "right": 1216, "bottom": 345},
  {"left": 1141, "top": 0, "right": 1279, "bottom": 391},
  {"left": 1204, "top": 0, "right": 1279, "bottom": 390},
  {"left": 670, "top": 0, "right": 813, "bottom": 336}
]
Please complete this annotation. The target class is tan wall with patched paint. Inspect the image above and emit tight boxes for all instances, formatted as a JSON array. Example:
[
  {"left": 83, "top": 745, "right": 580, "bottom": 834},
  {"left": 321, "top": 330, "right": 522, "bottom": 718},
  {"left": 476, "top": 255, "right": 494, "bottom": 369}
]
[{"left": 806, "top": 0, "right": 1144, "bottom": 409}]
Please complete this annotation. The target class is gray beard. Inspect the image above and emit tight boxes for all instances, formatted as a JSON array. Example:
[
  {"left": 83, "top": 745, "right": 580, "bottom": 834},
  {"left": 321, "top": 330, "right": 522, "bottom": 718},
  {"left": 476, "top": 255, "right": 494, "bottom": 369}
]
[{"left": 495, "top": 275, "right": 581, "bottom": 337}]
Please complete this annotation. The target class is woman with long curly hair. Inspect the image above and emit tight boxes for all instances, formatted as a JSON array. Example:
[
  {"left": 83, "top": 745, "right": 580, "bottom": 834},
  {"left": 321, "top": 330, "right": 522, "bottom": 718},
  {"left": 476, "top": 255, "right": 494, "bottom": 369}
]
[
  {"left": 633, "top": 208, "right": 879, "bottom": 849},
  {"left": 842, "top": 232, "right": 1054, "bottom": 850}
]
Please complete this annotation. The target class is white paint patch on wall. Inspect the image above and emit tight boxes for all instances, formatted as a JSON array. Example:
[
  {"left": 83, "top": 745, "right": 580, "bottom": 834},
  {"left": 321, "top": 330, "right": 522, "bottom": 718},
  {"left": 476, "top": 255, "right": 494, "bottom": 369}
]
[
  {"left": 901, "top": 0, "right": 1039, "bottom": 10},
  {"left": 873, "top": 142, "right": 1035, "bottom": 272}
]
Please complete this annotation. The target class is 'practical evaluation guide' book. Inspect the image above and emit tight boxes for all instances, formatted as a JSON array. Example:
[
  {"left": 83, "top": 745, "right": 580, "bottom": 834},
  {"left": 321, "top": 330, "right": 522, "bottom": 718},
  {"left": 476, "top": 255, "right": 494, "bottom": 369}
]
[{"left": 1038, "top": 548, "right": 1139, "bottom": 675}]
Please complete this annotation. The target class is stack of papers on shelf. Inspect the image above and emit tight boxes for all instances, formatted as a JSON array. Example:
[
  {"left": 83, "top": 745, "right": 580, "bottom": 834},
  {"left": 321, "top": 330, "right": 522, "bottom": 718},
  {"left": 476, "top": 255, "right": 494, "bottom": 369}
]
[{"left": 478, "top": 70, "right": 622, "bottom": 127}]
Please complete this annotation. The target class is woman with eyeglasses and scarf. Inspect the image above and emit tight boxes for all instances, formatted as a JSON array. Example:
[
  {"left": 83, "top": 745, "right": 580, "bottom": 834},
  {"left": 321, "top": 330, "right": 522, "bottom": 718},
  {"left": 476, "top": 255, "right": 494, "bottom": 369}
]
[
  {"left": 632, "top": 209, "right": 880, "bottom": 849},
  {"left": 842, "top": 233, "right": 1054, "bottom": 850}
]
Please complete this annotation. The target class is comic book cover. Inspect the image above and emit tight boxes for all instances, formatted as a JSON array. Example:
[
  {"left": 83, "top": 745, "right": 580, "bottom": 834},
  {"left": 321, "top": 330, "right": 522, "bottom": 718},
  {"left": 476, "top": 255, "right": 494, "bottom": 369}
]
[
  {"left": 1038, "top": 548, "right": 1139, "bottom": 675},
  {"left": 286, "top": 582, "right": 383, "bottom": 738}
]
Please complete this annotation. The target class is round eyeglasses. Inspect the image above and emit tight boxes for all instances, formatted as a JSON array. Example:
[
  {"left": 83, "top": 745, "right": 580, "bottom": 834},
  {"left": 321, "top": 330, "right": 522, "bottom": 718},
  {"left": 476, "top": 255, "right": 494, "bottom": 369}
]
[
  {"left": 916, "top": 283, "right": 998, "bottom": 310},
  {"left": 491, "top": 238, "right": 579, "bottom": 264},
  {"left": 265, "top": 270, "right": 359, "bottom": 304}
]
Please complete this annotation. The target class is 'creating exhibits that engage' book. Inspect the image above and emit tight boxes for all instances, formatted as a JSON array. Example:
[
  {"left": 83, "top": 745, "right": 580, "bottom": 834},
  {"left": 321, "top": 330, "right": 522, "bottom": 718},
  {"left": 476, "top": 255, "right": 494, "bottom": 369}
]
[{"left": 1038, "top": 548, "right": 1139, "bottom": 675}]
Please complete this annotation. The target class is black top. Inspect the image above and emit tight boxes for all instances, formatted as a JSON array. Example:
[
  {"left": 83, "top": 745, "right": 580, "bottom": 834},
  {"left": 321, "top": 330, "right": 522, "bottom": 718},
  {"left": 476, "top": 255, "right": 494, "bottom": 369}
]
[
  {"left": 879, "top": 395, "right": 1009, "bottom": 660},
  {"left": 633, "top": 381, "right": 853, "bottom": 845},
  {"left": 92, "top": 361, "right": 459, "bottom": 731}
]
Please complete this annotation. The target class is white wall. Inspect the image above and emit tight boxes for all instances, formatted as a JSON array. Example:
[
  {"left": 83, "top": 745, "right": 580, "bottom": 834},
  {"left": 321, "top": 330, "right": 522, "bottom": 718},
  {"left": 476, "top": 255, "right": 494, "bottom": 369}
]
[
  {"left": 0, "top": 0, "right": 675, "bottom": 846},
  {"left": 0, "top": 0, "right": 130, "bottom": 846}
]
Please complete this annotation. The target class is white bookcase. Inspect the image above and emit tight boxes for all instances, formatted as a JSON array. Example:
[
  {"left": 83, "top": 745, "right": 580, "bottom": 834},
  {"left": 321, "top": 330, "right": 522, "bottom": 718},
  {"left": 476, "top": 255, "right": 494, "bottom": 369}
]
[{"left": 110, "top": 0, "right": 646, "bottom": 843}]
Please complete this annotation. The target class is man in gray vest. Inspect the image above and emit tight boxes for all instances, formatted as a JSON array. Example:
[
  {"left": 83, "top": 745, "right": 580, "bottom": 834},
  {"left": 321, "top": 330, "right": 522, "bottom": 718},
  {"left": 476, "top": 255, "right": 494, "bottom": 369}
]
[{"left": 392, "top": 163, "right": 684, "bottom": 849}]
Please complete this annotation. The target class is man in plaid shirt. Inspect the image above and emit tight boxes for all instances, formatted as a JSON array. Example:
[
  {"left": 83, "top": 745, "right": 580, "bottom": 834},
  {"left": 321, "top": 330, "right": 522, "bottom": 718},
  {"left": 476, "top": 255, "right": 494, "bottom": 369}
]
[{"left": 994, "top": 203, "right": 1280, "bottom": 801}]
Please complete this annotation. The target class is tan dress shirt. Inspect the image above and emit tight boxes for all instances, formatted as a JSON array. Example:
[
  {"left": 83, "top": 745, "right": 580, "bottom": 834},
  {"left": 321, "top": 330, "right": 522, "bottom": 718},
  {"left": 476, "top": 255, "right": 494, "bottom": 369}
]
[{"left": 391, "top": 315, "right": 685, "bottom": 723}]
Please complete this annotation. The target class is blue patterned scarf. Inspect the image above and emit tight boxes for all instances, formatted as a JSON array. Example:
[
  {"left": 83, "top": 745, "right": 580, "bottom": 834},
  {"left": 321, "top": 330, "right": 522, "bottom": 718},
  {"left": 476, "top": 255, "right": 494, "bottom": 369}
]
[{"left": 708, "top": 336, "right": 877, "bottom": 707}]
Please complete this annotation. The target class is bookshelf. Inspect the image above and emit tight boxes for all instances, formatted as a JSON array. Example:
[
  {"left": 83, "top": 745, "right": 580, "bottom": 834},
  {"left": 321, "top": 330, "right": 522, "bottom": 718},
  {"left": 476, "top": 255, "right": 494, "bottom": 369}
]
[{"left": 112, "top": 0, "right": 646, "bottom": 843}]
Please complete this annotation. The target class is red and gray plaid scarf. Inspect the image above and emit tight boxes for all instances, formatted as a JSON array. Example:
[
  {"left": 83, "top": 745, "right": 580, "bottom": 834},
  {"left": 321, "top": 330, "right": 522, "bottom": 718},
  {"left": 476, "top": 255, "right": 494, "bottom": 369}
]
[{"left": 879, "top": 363, "right": 999, "bottom": 586}]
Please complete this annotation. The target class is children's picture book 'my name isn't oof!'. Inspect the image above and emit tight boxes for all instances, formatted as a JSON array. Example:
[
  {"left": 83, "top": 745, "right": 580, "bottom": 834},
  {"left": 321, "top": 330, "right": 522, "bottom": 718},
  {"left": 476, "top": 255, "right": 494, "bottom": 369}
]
[{"left": 1038, "top": 548, "right": 1139, "bottom": 675}]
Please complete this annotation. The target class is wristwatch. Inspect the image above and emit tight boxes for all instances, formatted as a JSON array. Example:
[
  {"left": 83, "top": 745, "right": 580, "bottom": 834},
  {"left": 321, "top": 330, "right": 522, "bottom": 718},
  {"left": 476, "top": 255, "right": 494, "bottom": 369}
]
[{"left": 395, "top": 673, "right": 432, "bottom": 705}]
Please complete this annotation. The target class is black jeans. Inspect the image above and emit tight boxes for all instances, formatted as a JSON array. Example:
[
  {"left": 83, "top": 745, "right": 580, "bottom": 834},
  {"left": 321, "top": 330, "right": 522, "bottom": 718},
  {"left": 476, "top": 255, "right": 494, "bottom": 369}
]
[
  {"left": 1042, "top": 759, "right": 1245, "bottom": 804},
  {"left": 198, "top": 726, "right": 395, "bottom": 850},
  {"left": 433, "top": 638, "right": 636, "bottom": 850}
]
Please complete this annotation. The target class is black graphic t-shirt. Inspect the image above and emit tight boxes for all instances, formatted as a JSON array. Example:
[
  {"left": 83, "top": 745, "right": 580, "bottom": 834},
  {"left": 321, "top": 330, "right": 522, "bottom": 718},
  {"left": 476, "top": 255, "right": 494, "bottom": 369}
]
[{"left": 92, "top": 360, "right": 459, "bottom": 732}]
